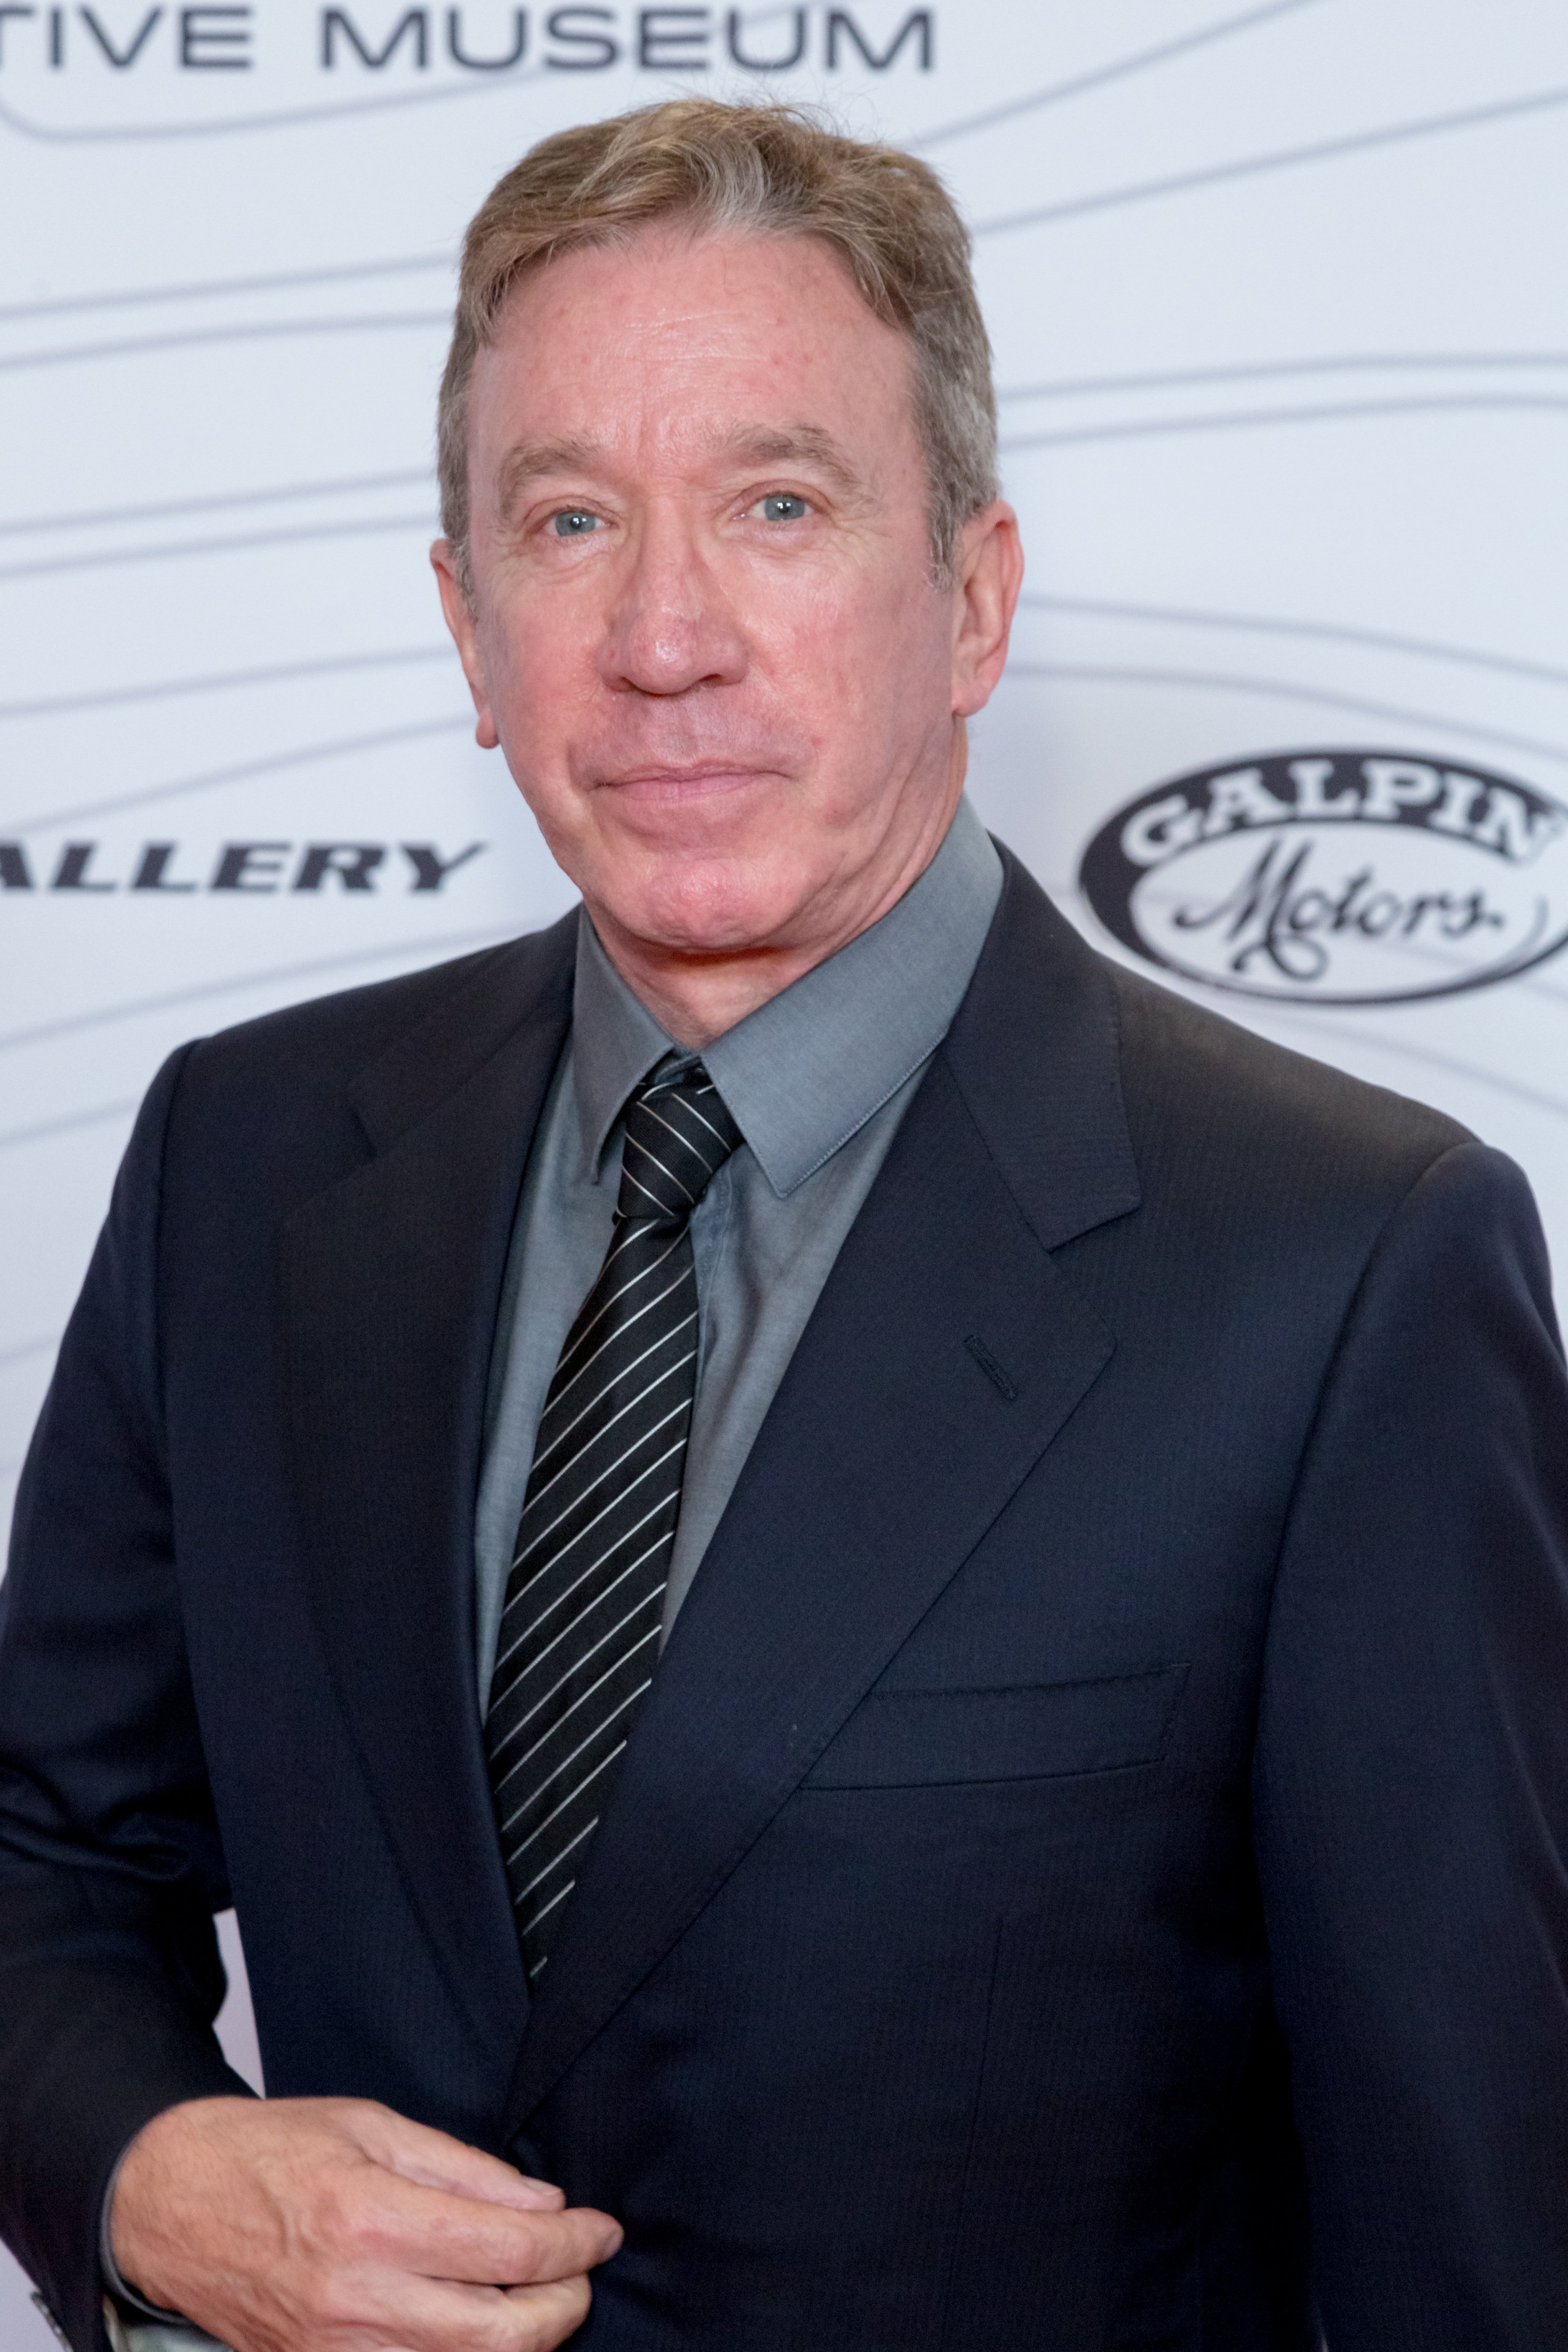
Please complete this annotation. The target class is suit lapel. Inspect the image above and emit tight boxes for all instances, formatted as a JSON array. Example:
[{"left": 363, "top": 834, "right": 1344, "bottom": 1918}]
[
  {"left": 503, "top": 856, "right": 1142, "bottom": 2135},
  {"left": 281, "top": 920, "right": 575, "bottom": 2068}
]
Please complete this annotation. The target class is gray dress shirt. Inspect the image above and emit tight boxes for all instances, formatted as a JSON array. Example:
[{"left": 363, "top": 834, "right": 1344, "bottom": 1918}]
[
  {"left": 473, "top": 796, "right": 1003, "bottom": 1700},
  {"left": 110, "top": 797, "right": 1001, "bottom": 2352}
]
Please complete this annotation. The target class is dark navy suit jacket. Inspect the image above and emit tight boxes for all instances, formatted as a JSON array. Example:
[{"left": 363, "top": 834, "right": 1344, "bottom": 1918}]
[{"left": 3, "top": 853, "right": 1567, "bottom": 2351}]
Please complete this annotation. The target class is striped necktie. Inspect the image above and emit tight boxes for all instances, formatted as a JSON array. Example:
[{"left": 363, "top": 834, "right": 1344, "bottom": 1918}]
[{"left": 485, "top": 1058, "right": 743, "bottom": 1981}]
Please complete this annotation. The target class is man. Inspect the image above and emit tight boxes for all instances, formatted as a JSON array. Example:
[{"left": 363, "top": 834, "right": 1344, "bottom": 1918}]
[{"left": 2, "top": 97, "right": 1567, "bottom": 2352}]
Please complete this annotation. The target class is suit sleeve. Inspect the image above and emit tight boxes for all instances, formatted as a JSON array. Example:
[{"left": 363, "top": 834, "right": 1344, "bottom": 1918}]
[
  {"left": 0, "top": 1047, "right": 255, "bottom": 2352},
  {"left": 1253, "top": 1139, "right": 1568, "bottom": 2349}
]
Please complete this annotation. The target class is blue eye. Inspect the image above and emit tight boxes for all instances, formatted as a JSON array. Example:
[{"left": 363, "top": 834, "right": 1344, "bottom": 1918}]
[
  {"left": 552, "top": 510, "right": 599, "bottom": 537},
  {"left": 757, "top": 494, "right": 808, "bottom": 523}
]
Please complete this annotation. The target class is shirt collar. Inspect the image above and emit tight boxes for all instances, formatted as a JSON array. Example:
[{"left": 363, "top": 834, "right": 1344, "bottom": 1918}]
[{"left": 571, "top": 795, "right": 1004, "bottom": 1197}]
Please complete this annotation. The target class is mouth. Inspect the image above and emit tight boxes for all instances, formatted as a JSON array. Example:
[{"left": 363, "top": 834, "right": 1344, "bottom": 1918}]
[{"left": 596, "top": 763, "right": 779, "bottom": 805}]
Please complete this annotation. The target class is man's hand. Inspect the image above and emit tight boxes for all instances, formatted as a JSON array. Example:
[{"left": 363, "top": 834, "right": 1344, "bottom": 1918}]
[{"left": 109, "top": 2095, "right": 622, "bottom": 2352}]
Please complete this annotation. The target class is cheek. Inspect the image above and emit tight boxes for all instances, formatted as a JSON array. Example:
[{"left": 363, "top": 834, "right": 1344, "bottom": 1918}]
[
  {"left": 487, "top": 594, "right": 582, "bottom": 704},
  {"left": 762, "top": 570, "right": 948, "bottom": 742},
  {"left": 480, "top": 598, "right": 594, "bottom": 772}
]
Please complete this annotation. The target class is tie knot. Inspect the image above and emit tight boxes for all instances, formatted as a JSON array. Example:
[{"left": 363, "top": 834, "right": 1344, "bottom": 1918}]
[{"left": 616, "top": 1060, "right": 743, "bottom": 1226}]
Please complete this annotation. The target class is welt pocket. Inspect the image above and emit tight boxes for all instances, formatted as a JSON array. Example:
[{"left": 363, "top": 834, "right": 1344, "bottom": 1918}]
[{"left": 802, "top": 1664, "right": 1190, "bottom": 1789}]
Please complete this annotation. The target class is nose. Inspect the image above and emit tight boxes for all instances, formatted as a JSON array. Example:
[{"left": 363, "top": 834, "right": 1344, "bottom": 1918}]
[{"left": 598, "top": 505, "right": 748, "bottom": 698}]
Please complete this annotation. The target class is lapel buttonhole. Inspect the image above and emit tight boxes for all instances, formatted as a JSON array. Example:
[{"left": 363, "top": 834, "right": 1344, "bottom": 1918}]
[{"left": 964, "top": 1334, "right": 1020, "bottom": 1402}]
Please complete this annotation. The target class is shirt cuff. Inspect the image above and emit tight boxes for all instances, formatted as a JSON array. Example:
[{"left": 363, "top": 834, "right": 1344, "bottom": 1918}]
[
  {"left": 102, "top": 2304, "right": 233, "bottom": 2352},
  {"left": 99, "top": 2143, "right": 194, "bottom": 2326}
]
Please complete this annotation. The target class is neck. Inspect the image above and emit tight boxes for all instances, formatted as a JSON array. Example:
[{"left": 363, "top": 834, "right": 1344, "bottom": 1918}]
[{"left": 587, "top": 776, "right": 964, "bottom": 1049}]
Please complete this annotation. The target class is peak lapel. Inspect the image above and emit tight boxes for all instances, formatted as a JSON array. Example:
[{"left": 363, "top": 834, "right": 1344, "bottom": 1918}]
[
  {"left": 944, "top": 846, "right": 1142, "bottom": 1249},
  {"left": 501, "top": 859, "right": 1141, "bottom": 2135},
  {"left": 281, "top": 920, "right": 575, "bottom": 2068}
]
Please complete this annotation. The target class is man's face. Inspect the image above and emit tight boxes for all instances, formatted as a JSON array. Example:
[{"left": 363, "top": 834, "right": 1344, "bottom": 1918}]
[{"left": 435, "top": 222, "right": 1016, "bottom": 964}]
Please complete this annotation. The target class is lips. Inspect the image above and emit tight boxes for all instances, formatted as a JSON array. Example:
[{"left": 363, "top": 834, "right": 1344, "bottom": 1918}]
[{"left": 597, "top": 764, "right": 778, "bottom": 803}]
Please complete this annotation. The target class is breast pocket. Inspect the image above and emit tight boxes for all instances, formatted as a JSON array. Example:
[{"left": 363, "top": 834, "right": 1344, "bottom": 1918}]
[{"left": 802, "top": 1664, "right": 1190, "bottom": 1789}]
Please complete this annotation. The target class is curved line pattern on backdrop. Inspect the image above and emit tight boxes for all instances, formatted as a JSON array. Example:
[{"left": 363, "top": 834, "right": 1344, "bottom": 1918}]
[
  {"left": 3, "top": 714, "right": 475, "bottom": 836},
  {"left": 909, "top": 0, "right": 1325, "bottom": 149},
  {"left": 0, "top": 512, "right": 438, "bottom": 586},
  {"left": 1000, "top": 663, "right": 1568, "bottom": 768},
  {"left": 997, "top": 352, "right": 1568, "bottom": 402},
  {"left": 0, "top": 471, "right": 435, "bottom": 539},
  {"left": 0, "top": 56, "right": 552, "bottom": 142},
  {"left": 0, "top": 927, "right": 523, "bottom": 1055},
  {"left": 0, "top": 254, "right": 453, "bottom": 324},
  {"left": 5, "top": 102, "right": 1561, "bottom": 345},
  {"left": 0, "top": 1103, "right": 142, "bottom": 1153},
  {"left": 0, "top": 1335, "right": 67, "bottom": 1372},
  {"left": 972, "top": 85, "right": 1568, "bottom": 237},
  {"left": 0, "top": 647, "right": 456, "bottom": 724},
  {"left": 0, "top": 313, "right": 453, "bottom": 375},
  {"left": 999, "top": 393, "right": 1568, "bottom": 452},
  {"left": 1014, "top": 596, "right": 1568, "bottom": 691},
  {"left": 1255, "top": 1014, "right": 1568, "bottom": 1124}
]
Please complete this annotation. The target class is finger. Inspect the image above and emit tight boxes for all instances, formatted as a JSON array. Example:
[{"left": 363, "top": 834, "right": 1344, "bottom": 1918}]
[
  {"left": 350, "top": 2103, "right": 567, "bottom": 2210},
  {"left": 497, "top": 2273, "right": 596, "bottom": 2350},
  {"left": 479, "top": 2205, "right": 622, "bottom": 2286},
  {"left": 333, "top": 2268, "right": 595, "bottom": 2352},
  {"left": 349, "top": 2171, "right": 622, "bottom": 2285}
]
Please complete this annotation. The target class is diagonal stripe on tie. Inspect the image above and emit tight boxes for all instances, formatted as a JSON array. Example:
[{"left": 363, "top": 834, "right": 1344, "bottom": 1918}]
[{"left": 485, "top": 1057, "right": 743, "bottom": 1980}]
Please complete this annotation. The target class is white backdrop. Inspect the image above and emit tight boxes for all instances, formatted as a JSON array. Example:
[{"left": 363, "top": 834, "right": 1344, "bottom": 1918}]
[{"left": 3, "top": 3, "right": 1566, "bottom": 2339}]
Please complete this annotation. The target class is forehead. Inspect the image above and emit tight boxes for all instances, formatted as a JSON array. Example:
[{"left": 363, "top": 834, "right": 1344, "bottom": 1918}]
[{"left": 469, "top": 223, "right": 918, "bottom": 470}]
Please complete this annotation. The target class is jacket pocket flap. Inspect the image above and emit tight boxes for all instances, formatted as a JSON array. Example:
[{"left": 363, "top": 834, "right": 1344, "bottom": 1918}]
[{"left": 803, "top": 1664, "right": 1190, "bottom": 1789}]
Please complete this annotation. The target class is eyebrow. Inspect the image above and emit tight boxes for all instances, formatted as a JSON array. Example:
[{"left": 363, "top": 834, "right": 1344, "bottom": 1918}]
[
  {"left": 494, "top": 421, "right": 871, "bottom": 526},
  {"left": 497, "top": 436, "right": 605, "bottom": 525},
  {"left": 714, "top": 424, "right": 869, "bottom": 503}
]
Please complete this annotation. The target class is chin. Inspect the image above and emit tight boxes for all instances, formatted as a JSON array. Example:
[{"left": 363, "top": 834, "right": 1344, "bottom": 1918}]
[{"left": 610, "top": 856, "right": 810, "bottom": 958}]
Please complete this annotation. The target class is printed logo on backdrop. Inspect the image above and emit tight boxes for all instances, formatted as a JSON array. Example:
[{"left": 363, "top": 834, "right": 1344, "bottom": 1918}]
[
  {"left": 0, "top": 4, "right": 933, "bottom": 112},
  {"left": 1078, "top": 750, "right": 1568, "bottom": 1007},
  {"left": 0, "top": 840, "right": 485, "bottom": 894}
]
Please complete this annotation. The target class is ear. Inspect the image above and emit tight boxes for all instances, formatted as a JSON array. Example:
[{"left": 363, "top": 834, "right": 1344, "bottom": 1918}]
[
  {"left": 431, "top": 539, "right": 502, "bottom": 751},
  {"left": 950, "top": 501, "right": 1023, "bottom": 720}
]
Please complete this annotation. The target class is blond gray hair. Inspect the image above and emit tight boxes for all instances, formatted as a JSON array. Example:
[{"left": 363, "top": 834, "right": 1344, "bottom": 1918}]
[{"left": 437, "top": 98, "right": 997, "bottom": 597}]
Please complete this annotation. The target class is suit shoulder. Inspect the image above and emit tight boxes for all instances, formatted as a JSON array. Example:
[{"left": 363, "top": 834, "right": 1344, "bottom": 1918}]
[
  {"left": 1104, "top": 954, "right": 1472, "bottom": 1200},
  {"left": 178, "top": 916, "right": 576, "bottom": 1096},
  {"left": 149, "top": 916, "right": 575, "bottom": 1215}
]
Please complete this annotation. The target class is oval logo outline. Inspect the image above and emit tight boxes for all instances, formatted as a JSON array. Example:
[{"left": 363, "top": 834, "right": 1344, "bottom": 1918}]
[{"left": 1077, "top": 746, "right": 1568, "bottom": 1007}]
